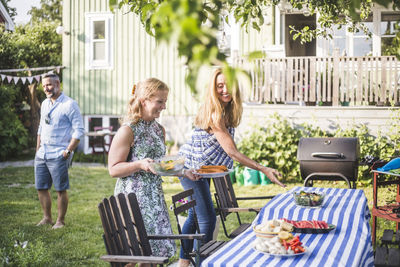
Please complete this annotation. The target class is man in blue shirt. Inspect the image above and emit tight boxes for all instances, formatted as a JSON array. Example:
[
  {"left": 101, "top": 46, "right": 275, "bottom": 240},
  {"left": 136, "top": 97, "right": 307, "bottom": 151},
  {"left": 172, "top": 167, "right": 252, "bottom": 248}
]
[{"left": 35, "top": 73, "right": 84, "bottom": 229}]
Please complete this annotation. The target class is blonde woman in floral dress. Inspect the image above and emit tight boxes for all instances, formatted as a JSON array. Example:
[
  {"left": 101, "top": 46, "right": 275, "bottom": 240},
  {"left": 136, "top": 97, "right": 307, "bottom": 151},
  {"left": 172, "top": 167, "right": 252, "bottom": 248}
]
[{"left": 108, "top": 78, "right": 199, "bottom": 260}]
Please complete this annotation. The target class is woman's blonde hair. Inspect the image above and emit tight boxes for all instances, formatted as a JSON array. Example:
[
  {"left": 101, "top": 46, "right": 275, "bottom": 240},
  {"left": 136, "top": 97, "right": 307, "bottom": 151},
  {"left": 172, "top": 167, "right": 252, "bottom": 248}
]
[
  {"left": 121, "top": 78, "right": 169, "bottom": 125},
  {"left": 194, "top": 68, "right": 243, "bottom": 130}
]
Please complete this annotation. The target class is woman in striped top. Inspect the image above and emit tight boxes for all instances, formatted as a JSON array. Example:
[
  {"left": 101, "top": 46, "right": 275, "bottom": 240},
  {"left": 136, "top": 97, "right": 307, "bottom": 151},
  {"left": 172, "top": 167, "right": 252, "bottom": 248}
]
[{"left": 177, "top": 68, "right": 286, "bottom": 267}]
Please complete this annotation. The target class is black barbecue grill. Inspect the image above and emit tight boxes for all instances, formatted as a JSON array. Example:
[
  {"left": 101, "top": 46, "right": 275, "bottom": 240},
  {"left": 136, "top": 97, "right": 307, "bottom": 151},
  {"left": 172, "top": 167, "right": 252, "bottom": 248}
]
[{"left": 297, "top": 137, "right": 360, "bottom": 189}]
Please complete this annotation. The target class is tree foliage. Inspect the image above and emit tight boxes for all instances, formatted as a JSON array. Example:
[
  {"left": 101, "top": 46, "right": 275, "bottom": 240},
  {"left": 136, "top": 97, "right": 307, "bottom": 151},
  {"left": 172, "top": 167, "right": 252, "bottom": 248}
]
[
  {"left": 0, "top": 22, "right": 61, "bottom": 154},
  {"left": 28, "top": 0, "right": 62, "bottom": 24},
  {"left": 111, "top": 0, "right": 399, "bottom": 93}
]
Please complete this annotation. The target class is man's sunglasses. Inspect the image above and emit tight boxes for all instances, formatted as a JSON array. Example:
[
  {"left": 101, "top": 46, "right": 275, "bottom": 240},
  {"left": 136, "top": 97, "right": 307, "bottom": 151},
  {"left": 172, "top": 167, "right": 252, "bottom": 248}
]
[{"left": 45, "top": 113, "right": 51, "bottom": 124}]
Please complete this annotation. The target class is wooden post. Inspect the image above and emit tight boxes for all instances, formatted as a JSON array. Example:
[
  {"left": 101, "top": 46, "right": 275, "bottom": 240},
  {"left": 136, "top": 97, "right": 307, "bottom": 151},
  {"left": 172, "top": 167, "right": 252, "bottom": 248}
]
[
  {"left": 356, "top": 58, "right": 363, "bottom": 105},
  {"left": 27, "top": 70, "right": 40, "bottom": 141},
  {"left": 310, "top": 58, "right": 316, "bottom": 102}
]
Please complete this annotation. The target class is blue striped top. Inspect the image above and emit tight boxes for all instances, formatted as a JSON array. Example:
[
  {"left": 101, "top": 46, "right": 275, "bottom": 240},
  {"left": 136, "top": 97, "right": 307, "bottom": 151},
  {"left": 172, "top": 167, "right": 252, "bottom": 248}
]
[{"left": 179, "top": 127, "right": 235, "bottom": 169}]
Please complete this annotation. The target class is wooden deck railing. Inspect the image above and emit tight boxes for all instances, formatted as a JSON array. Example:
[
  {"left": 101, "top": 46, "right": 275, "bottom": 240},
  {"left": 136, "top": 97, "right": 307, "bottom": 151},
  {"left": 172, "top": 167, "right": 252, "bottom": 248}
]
[{"left": 235, "top": 56, "right": 400, "bottom": 106}]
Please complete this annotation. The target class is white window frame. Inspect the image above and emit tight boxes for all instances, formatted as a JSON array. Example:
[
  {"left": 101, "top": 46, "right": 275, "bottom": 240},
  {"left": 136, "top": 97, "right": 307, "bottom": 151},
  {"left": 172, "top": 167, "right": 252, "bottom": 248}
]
[
  {"left": 0, "top": 2, "right": 15, "bottom": 31},
  {"left": 317, "top": 8, "right": 400, "bottom": 57},
  {"left": 85, "top": 12, "right": 114, "bottom": 70}
]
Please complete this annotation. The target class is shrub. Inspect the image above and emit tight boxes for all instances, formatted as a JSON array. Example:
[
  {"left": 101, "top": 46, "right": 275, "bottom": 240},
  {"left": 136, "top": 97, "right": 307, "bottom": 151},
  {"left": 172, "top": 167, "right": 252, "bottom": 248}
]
[
  {"left": 72, "top": 151, "right": 105, "bottom": 163},
  {"left": 237, "top": 113, "right": 400, "bottom": 184},
  {"left": 0, "top": 84, "right": 28, "bottom": 161}
]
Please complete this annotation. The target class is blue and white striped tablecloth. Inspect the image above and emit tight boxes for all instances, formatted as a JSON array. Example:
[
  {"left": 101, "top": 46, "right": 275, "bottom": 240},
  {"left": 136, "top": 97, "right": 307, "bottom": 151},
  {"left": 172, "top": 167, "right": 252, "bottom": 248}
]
[{"left": 202, "top": 186, "right": 374, "bottom": 267}]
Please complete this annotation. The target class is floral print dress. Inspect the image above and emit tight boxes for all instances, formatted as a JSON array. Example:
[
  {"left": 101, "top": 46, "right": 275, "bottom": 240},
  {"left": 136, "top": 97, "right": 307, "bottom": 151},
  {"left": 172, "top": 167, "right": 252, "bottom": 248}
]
[{"left": 114, "top": 119, "right": 176, "bottom": 257}]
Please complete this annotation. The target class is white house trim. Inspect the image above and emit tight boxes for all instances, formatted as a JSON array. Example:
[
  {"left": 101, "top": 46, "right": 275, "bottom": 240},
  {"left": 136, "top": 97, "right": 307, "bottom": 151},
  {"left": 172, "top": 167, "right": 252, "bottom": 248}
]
[{"left": 0, "top": 1, "right": 15, "bottom": 31}]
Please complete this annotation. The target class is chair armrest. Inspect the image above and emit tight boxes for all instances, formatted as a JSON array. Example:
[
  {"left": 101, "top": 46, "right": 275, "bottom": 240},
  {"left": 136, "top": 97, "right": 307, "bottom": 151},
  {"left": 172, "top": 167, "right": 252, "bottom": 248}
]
[
  {"left": 217, "top": 207, "right": 261, "bottom": 213},
  {"left": 147, "top": 233, "right": 205, "bottom": 240},
  {"left": 100, "top": 255, "right": 168, "bottom": 264},
  {"left": 236, "top": 196, "right": 274, "bottom": 200}
]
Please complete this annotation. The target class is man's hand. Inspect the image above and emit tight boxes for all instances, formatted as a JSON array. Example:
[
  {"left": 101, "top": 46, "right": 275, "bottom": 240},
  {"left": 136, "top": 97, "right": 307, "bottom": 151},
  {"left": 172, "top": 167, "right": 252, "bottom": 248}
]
[{"left": 62, "top": 149, "right": 71, "bottom": 159}]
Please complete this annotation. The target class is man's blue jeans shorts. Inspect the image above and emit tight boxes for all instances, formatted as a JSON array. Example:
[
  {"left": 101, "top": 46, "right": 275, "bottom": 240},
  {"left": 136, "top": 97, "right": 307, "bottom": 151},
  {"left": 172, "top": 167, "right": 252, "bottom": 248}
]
[{"left": 35, "top": 155, "right": 69, "bottom": 191}]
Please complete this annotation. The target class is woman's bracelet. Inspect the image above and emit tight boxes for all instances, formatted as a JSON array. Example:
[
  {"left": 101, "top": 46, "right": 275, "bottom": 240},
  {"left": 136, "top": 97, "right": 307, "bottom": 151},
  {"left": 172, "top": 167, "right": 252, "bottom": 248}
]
[{"left": 181, "top": 168, "right": 185, "bottom": 177}]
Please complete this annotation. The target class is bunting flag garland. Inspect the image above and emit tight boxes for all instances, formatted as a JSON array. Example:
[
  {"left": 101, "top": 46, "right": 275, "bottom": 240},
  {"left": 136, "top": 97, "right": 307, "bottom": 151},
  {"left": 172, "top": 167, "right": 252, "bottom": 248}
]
[{"left": 0, "top": 66, "right": 64, "bottom": 85}]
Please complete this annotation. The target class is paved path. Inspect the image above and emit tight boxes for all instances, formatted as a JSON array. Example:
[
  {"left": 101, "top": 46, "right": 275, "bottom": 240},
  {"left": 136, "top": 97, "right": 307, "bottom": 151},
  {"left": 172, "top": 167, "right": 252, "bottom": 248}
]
[{"left": 0, "top": 160, "right": 104, "bottom": 168}]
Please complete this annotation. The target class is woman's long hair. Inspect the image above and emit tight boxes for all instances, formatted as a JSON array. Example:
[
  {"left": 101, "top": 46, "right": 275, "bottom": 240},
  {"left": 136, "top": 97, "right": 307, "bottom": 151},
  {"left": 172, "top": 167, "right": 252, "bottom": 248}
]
[
  {"left": 121, "top": 78, "right": 169, "bottom": 125},
  {"left": 194, "top": 68, "right": 243, "bottom": 130}
]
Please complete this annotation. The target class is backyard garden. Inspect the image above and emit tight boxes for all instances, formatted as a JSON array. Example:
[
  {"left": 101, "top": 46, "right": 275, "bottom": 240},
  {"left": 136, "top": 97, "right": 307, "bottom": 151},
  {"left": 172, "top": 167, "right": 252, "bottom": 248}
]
[
  {"left": 0, "top": 165, "right": 397, "bottom": 267},
  {"left": 1, "top": 115, "right": 399, "bottom": 266}
]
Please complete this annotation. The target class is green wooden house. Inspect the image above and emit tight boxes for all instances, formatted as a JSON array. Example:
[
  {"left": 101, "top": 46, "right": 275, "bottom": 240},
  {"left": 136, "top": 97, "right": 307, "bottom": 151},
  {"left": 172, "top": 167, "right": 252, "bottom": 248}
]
[{"left": 61, "top": 0, "right": 399, "bottom": 153}]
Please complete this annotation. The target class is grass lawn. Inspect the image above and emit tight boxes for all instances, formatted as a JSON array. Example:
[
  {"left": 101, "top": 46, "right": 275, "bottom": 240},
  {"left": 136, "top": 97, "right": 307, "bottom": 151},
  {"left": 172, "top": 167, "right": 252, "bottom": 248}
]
[{"left": 0, "top": 166, "right": 397, "bottom": 266}]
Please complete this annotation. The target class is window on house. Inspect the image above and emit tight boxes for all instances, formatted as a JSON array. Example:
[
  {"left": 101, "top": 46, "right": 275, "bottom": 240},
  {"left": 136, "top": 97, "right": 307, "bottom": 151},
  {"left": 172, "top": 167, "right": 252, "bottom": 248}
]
[
  {"left": 110, "top": 117, "right": 120, "bottom": 131},
  {"left": 217, "top": 15, "right": 231, "bottom": 57},
  {"left": 88, "top": 117, "right": 103, "bottom": 150},
  {"left": 85, "top": 13, "right": 113, "bottom": 70},
  {"left": 329, "top": 25, "right": 347, "bottom": 56},
  {"left": 381, "top": 13, "right": 400, "bottom": 56},
  {"left": 352, "top": 19, "right": 373, "bottom": 56}
]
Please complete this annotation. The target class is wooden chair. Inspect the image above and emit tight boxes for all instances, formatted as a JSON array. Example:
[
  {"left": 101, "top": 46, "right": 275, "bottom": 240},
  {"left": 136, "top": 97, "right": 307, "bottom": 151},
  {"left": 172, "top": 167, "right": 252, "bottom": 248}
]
[
  {"left": 90, "top": 126, "right": 113, "bottom": 166},
  {"left": 212, "top": 174, "right": 275, "bottom": 239},
  {"left": 91, "top": 126, "right": 113, "bottom": 153},
  {"left": 172, "top": 189, "right": 227, "bottom": 265},
  {"left": 374, "top": 230, "right": 400, "bottom": 267},
  {"left": 98, "top": 193, "right": 205, "bottom": 267}
]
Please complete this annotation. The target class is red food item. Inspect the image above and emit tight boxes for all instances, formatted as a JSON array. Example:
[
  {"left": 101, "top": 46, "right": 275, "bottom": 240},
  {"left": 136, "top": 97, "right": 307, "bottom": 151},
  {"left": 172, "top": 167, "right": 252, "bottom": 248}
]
[
  {"left": 286, "top": 236, "right": 305, "bottom": 254},
  {"left": 282, "top": 218, "right": 330, "bottom": 229}
]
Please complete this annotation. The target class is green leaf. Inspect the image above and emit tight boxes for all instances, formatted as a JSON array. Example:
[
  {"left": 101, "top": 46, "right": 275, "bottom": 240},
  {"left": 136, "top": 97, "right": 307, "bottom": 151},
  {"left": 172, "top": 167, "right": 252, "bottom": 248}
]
[{"left": 247, "top": 50, "right": 265, "bottom": 61}]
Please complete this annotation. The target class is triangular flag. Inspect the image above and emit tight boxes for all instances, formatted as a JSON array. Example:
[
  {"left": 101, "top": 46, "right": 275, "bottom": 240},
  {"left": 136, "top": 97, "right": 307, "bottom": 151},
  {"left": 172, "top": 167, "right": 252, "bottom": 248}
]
[
  {"left": 0, "top": 74, "right": 5, "bottom": 81},
  {"left": 21, "top": 77, "right": 27, "bottom": 84},
  {"left": 13, "top": 77, "right": 20, "bottom": 84},
  {"left": 7, "top": 76, "right": 12, "bottom": 83},
  {"left": 48, "top": 70, "right": 54, "bottom": 74},
  {"left": 34, "top": 75, "right": 41, "bottom": 82},
  {"left": 27, "top": 77, "right": 34, "bottom": 84}
]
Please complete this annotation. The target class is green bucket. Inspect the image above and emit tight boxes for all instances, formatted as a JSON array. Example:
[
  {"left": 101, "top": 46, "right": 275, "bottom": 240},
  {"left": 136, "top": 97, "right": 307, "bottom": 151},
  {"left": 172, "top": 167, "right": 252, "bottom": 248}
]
[
  {"left": 235, "top": 166, "right": 244, "bottom": 186},
  {"left": 259, "top": 171, "right": 272, "bottom": 185},
  {"left": 229, "top": 170, "right": 236, "bottom": 184},
  {"left": 243, "top": 167, "right": 260, "bottom": 185}
]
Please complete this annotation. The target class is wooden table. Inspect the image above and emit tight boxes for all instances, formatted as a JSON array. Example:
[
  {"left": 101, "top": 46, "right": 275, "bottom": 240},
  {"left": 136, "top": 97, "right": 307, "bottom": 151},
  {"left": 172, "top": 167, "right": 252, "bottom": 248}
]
[
  {"left": 202, "top": 186, "right": 374, "bottom": 267},
  {"left": 85, "top": 131, "right": 116, "bottom": 166}
]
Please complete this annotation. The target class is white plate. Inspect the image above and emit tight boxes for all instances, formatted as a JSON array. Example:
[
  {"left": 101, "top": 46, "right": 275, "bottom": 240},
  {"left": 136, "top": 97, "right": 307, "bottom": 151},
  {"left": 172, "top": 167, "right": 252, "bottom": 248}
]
[
  {"left": 192, "top": 170, "right": 232, "bottom": 178},
  {"left": 253, "top": 246, "right": 307, "bottom": 257}
]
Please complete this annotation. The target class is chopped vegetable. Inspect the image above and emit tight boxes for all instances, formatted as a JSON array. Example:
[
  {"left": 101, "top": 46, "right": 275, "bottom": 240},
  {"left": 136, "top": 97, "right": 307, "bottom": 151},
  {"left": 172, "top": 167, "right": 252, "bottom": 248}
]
[{"left": 293, "top": 191, "right": 324, "bottom": 207}]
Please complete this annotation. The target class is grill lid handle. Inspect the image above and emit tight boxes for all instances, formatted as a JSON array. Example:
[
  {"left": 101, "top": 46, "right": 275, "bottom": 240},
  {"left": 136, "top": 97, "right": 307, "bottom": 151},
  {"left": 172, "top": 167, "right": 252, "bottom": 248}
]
[{"left": 311, "top": 152, "right": 344, "bottom": 159}]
